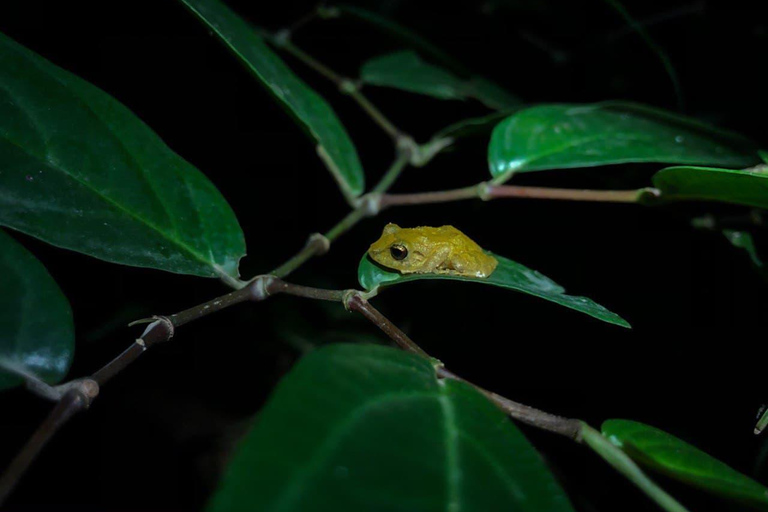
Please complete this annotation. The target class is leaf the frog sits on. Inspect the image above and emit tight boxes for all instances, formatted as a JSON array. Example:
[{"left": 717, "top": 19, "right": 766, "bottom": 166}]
[{"left": 368, "top": 223, "right": 498, "bottom": 278}]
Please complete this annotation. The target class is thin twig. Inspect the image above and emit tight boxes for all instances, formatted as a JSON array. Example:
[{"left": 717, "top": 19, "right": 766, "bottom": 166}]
[
  {"left": 381, "top": 184, "right": 654, "bottom": 207},
  {"left": 346, "top": 294, "right": 431, "bottom": 359},
  {"left": 270, "top": 152, "right": 408, "bottom": 279},
  {"left": 270, "top": 38, "right": 405, "bottom": 140},
  {"left": 380, "top": 185, "right": 481, "bottom": 207},
  {"left": 0, "top": 280, "right": 264, "bottom": 505},
  {"left": 436, "top": 367, "right": 582, "bottom": 439},
  {"left": 344, "top": 296, "right": 687, "bottom": 510},
  {"left": 0, "top": 388, "right": 91, "bottom": 504}
]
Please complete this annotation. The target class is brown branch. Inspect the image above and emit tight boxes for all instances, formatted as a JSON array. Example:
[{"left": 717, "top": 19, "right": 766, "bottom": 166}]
[
  {"left": 0, "top": 278, "right": 581, "bottom": 505},
  {"left": 345, "top": 294, "right": 431, "bottom": 359},
  {"left": 0, "top": 387, "right": 93, "bottom": 504},
  {"left": 436, "top": 367, "right": 581, "bottom": 439},
  {"left": 381, "top": 184, "right": 654, "bottom": 208},
  {"left": 487, "top": 185, "right": 649, "bottom": 203},
  {"left": 346, "top": 294, "right": 581, "bottom": 439},
  {"left": 0, "top": 280, "right": 265, "bottom": 506}
]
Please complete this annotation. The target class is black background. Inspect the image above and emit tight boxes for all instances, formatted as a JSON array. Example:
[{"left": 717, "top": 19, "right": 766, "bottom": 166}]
[{"left": 1, "top": 0, "right": 767, "bottom": 510}]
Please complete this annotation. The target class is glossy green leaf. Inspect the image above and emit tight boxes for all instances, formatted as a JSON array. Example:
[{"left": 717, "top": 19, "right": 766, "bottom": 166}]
[
  {"left": 488, "top": 103, "right": 760, "bottom": 182},
  {"left": 0, "top": 230, "right": 74, "bottom": 391},
  {"left": 361, "top": 51, "right": 520, "bottom": 109},
  {"left": 208, "top": 343, "right": 576, "bottom": 512},
  {"left": 361, "top": 51, "right": 467, "bottom": 100},
  {"left": 358, "top": 253, "right": 629, "bottom": 328},
  {"left": 603, "top": 419, "right": 768, "bottom": 508},
  {"left": 652, "top": 166, "right": 768, "bottom": 210},
  {"left": 0, "top": 32, "right": 245, "bottom": 279},
  {"left": 179, "top": 0, "right": 364, "bottom": 201}
]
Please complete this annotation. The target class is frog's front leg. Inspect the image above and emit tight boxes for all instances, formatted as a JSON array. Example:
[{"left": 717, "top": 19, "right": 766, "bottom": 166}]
[{"left": 422, "top": 245, "right": 453, "bottom": 274}]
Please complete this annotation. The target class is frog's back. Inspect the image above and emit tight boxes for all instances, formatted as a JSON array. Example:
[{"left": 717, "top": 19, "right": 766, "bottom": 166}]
[{"left": 436, "top": 225, "right": 483, "bottom": 250}]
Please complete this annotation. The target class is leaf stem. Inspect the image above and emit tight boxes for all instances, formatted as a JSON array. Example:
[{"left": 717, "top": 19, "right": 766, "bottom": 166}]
[{"left": 580, "top": 424, "right": 692, "bottom": 512}]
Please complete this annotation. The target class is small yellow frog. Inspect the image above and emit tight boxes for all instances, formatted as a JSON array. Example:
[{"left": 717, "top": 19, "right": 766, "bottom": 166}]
[{"left": 368, "top": 223, "right": 498, "bottom": 278}]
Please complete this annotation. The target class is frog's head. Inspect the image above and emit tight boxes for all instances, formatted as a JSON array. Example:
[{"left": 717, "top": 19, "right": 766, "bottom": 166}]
[{"left": 368, "top": 223, "right": 428, "bottom": 272}]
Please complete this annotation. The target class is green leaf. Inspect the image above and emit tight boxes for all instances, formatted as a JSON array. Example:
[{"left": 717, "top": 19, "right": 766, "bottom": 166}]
[
  {"left": 358, "top": 253, "right": 630, "bottom": 328},
  {"left": 0, "top": 31, "right": 245, "bottom": 280},
  {"left": 179, "top": 0, "right": 364, "bottom": 201},
  {"left": 361, "top": 51, "right": 467, "bottom": 100},
  {"left": 361, "top": 51, "right": 520, "bottom": 109},
  {"left": 603, "top": 419, "right": 768, "bottom": 508},
  {"left": 488, "top": 102, "right": 760, "bottom": 182},
  {"left": 208, "top": 343, "right": 576, "bottom": 512},
  {"left": 652, "top": 166, "right": 768, "bottom": 210},
  {"left": 0, "top": 230, "right": 74, "bottom": 391}
]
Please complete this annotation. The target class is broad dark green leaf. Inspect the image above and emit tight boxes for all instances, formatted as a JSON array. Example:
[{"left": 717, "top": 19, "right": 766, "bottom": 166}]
[
  {"left": 179, "top": 0, "right": 364, "bottom": 201},
  {"left": 603, "top": 420, "right": 768, "bottom": 508},
  {"left": 209, "top": 343, "right": 576, "bottom": 512},
  {"left": 358, "top": 253, "right": 629, "bottom": 328},
  {"left": 361, "top": 51, "right": 520, "bottom": 110},
  {"left": 652, "top": 166, "right": 768, "bottom": 210},
  {"left": 0, "top": 32, "right": 245, "bottom": 279},
  {"left": 488, "top": 102, "right": 760, "bottom": 182},
  {"left": 0, "top": 230, "right": 74, "bottom": 391}
]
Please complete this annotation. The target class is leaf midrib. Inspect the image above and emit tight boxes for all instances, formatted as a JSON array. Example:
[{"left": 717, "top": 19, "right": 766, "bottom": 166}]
[{"left": 1, "top": 133, "right": 216, "bottom": 273}]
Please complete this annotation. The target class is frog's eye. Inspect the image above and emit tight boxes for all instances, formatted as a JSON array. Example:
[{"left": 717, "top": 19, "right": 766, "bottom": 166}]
[{"left": 389, "top": 244, "right": 408, "bottom": 261}]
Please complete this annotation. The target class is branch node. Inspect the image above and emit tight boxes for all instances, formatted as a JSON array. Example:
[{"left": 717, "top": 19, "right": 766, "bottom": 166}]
[
  {"left": 273, "top": 29, "right": 291, "bottom": 47},
  {"left": 248, "top": 275, "right": 275, "bottom": 301},
  {"left": 139, "top": 316, "right": 174, "bottom": 346},
  {"left": 52, "top": 378, "right": 100, "bottom": 408},
  {"left": 306, "top": 232, "right": 330, "bottom": 255},
  {"left": 412, "top": 137, "right": 453, "bottom": 167},
  {"left": 338, "top": 79, "right": 358, "bottom": 95},
  {"left": 342, "top": 289, "right": 362, "bottom": 312},
  {"left": 638, "top": 187, "right": 662, "bottom": 202},
  {"left": 477, "top": 181, "right": 493, "bottom": 201},
  {"left": 358, "top": 193, "right": 382, "bottom": 217},
  {"left": 396, "top": 135, "right": 419, "bottom": 163}
]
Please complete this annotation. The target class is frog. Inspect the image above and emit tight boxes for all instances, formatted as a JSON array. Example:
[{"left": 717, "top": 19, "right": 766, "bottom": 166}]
[{"left": 368, "top": 223, "right": 498, "bottom": 278}]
